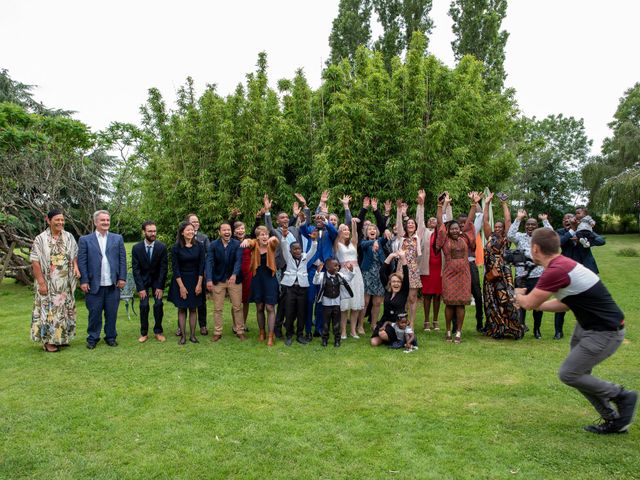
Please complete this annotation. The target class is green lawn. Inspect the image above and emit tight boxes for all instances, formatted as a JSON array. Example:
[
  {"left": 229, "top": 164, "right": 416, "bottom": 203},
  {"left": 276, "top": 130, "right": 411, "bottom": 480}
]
[{"left": 1, "top": 235, "right": 639, "bottom": 479}]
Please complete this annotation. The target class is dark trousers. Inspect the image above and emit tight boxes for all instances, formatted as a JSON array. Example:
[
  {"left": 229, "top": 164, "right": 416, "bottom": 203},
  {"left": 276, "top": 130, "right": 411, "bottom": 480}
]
[
  {"left": 86, "top": 284, "right": 120, "bottom": 344},
  {"left": 197, "top": 301, "right": 207, "bottom": 328},
  {"left": 519, "top": 277, "right": 543, "bottom": 330},
  {"left": 275, "top": 277, "right": 287, "bottom": 335},
  {"left": 554, "top": 312, "right": 565, "bottom": 335},
  {"left": 322, "top": 305, "right": 341, "bottom": 341},
  {"left": 469, "top": 260, "right": 483, "bottom": 326},
  {"left": 284, "top": 284, "right": 307, "bottom": 338},
  {"left": 139, "top": 288, "right": 164, "bottom": 336},
  {"left": 306, "top": 278, "right": 324, "bottom": 334}
]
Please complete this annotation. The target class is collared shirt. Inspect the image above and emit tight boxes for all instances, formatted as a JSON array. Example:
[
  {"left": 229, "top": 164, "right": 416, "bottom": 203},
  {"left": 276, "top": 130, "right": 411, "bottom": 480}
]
[
  {"left": 144, "top": 239, "right": 155, "bottom": 260},
  {"left": 322, "top": 273, "right": 342, "bottom": 306},
  {"left": 96, "top": 231, "right": 112, "bottom": 286}
]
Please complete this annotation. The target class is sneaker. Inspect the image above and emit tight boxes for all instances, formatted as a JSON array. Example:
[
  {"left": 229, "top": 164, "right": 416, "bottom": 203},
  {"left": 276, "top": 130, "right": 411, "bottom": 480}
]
[
  {"left": 612, "top": 388, "right": 638, "bottom": 432},
  {"left": 579, "top": 237, "right": 591, "bottom": 248},
  {"left": 296, "top": 335, "right": 309, "bottom": 345},
  {"left": 583, "top": 419, "right": 627, "bottom": 435}
]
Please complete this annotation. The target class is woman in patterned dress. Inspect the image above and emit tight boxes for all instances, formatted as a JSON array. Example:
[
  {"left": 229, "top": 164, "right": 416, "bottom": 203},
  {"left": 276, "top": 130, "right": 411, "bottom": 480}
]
[
  {"left": 395, "top": 200, "right": 422, "bottom": 328},
  {"left": 435, "top": 192, "right": 481, "bottom": 344},
  {"left": 335, "top": 218, "right": 365, "bottom": 339},
  {"left": 360, "top": 223, "right": 387, "bottom": 330},
  {"left": 481, "top": 192, "right": 524, "bottom": 339},
  {"left": 30, "top": 210, "right": 80, "bottom": 352}
]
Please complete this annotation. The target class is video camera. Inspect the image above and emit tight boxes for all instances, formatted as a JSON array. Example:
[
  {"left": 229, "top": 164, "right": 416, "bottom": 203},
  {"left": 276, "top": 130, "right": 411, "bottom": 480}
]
[{"left": 503, "top": 249, "right": 537, "bottom": 288}]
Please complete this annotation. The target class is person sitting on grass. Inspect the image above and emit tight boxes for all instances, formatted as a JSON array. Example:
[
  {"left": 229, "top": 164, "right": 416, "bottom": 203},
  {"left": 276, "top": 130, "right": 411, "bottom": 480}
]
[{"left": 371, "top": 311, "right": 418, "bottom": 351}]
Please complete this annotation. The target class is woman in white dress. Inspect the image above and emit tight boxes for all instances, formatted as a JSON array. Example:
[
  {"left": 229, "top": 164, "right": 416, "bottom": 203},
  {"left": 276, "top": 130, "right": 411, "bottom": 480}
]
[{"left": 334, "top": 217, "right": 365, "bottom": 339}]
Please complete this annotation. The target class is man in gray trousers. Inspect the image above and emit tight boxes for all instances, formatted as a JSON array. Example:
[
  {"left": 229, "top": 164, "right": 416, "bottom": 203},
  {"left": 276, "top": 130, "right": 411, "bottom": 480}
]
[{"left": 515, "top": 228, "right": 637, "bottom": 434}]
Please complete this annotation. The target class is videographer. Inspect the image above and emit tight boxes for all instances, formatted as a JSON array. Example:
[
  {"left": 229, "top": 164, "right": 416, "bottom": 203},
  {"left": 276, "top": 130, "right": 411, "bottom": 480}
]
[
  {"left": 515, "top": 228, "right": 636, "bottom": 435},
  {"left": 507, "top": 209, "right": 553, "bottom": 338}
]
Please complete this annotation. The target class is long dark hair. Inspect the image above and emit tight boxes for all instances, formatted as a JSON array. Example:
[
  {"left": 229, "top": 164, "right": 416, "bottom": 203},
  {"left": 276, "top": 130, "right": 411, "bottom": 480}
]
[{"left": 175, "top": 221, "right": 193, "bottom": 247}]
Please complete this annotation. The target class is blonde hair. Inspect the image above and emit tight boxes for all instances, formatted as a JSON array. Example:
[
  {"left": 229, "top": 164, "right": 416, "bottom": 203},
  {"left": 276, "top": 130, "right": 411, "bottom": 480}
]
[
  {"left": 255, "top": 225, "right": 268, "bottom": 237},
  {"left": 387, "top": 272, "right": 404, "bottom": 291}
]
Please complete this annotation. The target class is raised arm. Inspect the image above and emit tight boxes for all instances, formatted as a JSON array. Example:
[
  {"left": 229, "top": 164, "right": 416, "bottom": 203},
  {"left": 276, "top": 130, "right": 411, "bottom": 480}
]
[
  {"left": 416, "top": 189, "right": 426, "bottom": 237},
  {"left": 501, "top": 197, "right": 512, "bottom": 232},
  {"left": 508, "top": 209, "right": 526, "bottom": 242},
  {"left": 482, "top": 192, "right": 494, "bottom": 238},
  {"left": 395, "top": 199, "right": 405, "bottom": 238},
  {"left": 351, "top": 217, "right": 359, "bottom": 247}
]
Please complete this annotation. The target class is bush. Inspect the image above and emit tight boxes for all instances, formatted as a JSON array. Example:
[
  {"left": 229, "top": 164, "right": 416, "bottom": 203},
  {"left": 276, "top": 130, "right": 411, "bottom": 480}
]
[{"left": 617, "top": 247, "right": 639, "bottom": 257}]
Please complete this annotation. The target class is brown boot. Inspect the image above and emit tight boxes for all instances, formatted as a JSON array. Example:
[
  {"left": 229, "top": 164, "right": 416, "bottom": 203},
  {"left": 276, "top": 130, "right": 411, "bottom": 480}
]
[
  {"left": 259, "top": 329, "right": 266, "bottom": 342},
  {"left": 267, "top": 332, "right": 275, "bottom": 347}
]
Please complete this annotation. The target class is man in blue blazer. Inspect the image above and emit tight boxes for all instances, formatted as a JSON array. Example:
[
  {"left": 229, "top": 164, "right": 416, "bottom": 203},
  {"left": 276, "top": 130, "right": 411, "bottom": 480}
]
[
  {"left": 205, "top": 223, "right": 245, "bottom": 341},
  {"left": 78, "top": 210, "right": 127, "bottom": 348}
]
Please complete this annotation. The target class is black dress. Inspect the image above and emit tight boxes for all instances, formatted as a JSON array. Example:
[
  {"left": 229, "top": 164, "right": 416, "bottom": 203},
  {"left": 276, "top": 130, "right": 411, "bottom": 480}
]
[
  {"left": 168, "top": 242, "right": 205, "bottom": 308},
  {"left": 372, "top": 264, "right": 410, "bottom": 337}
]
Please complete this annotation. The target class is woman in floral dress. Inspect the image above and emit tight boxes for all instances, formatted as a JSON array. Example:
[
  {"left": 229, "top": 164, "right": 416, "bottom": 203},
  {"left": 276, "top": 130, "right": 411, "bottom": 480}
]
[
  {"left": 481, "top": 192, "right": 524, "bottom": 339},
  {"left": 30, "top": 210, "right": 80, "bottom": 352},
  {"left": 395, "top": 200, "right": 422, "bottom": 328}
]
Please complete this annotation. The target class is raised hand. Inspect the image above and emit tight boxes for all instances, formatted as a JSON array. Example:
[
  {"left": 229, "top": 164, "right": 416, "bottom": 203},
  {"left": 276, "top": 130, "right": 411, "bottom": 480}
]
[
  {"left": 340, "top": 195, "right": 352, "bottom": 209},
  {"left": 400, "top": 202, "right": 408, "bottom": 216},
  {"left": 485, "top": 191, "right": 494, "bottom": 203},
  {"left": 229, "top": 207, "right": 241, "bottom": 218},
  {"left": 292, "top": 201, "right": 301, "bottom": 217},
  {"left": 316, "top": 261, "right": 324, "bottom": 273},
  {"left": 362, "top": 196, "right": 371, "bottom": 209},
  {"left": 371, "top": 197, "right": 378, "bottom": 210},
  {"left": 294, "top": 193, "right": 307, "bottom": 207},
  {"left": 263, "top": 193, "right": 272, "bottom": 211},
  {"left": 444, "top": 192, "right": 451, "bottom": 204},
  {"left": 517, "top": 209, "right": 527, "bottom": 220},
  {"left": 309, "top": 230, "right": 318, "bottom": 240},
  {"left": 396, "top": 198, "right": 403, "bottom": 208},
  {"left": 538, "top": 213, "right": 548, "bottom": 221},
  {"left": 320, "top": 190, "right": 329, "bottom": 204},
  {"left": 417, "top": 189, "right": 426, "bottom": 205}
]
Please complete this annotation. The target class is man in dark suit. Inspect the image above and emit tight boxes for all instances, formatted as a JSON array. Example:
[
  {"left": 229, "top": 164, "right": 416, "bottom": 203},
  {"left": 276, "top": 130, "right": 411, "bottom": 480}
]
[
  {"left": 78, "top": 210, "right": 127, "bottom": 349},
  {"left": 132, "top": 221, "right": 168, "bottom": 343},
  {"left": 205, "top": 223, "right": 245, "bottom": 341}
]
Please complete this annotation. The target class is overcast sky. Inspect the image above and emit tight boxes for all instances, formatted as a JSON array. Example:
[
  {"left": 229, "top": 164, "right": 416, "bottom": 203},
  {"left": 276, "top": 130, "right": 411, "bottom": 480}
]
[{"left": 2, "top": 0, "right": 639, "bottom": 154}]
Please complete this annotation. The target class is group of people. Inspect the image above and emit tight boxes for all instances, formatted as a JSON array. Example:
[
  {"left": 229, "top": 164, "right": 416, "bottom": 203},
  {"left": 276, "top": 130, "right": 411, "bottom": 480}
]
[{"left": 29, "top": 191, "right": 635, "bottom": 435}]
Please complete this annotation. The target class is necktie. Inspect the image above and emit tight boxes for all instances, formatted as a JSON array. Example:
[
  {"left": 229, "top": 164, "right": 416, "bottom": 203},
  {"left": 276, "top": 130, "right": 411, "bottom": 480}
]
[{"left": 147, "top": 245, "right": 152, "bottom": 260}]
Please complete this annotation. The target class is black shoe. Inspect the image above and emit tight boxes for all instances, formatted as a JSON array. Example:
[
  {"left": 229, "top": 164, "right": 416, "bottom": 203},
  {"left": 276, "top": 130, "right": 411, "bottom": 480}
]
[
  {"left": 285, "top": 336, "right": 293, "bottom": 346},
  {"left": 321, "top": 338, "right": 328, "bottom": 347},
  {"left": 305, "top": 333, "right": 313, "bottom": 342},
  {"left": 534, "top": 330, "right": 541, "bottom": 339},
  {"left": 105, "top": 340, "right": 118, "bottom": 347},
  {"left": 553, "top": 332, "right": 564, "bottom": 340},
  {"left": 313, "top": 331, "right": 321, "bottom": 338},
  {"left": 175, "top": 328, "right": 182, "bottom": 337},
  {"left": 334, "top": 338, "right": 341, "bottom": 348},
  {"left": 612, "top": 388, "right": 639, "bottom": 432},
  {"left": 583, "top": 419, "right": 628, "bottom": 435},
  {"left": 275, "top": 328, "right": 283, "bottom": 339},
  {"left": 297, "top": 335, "right": 309, "bottom": 345},
  {"left": 86, "top": 343, "right": 96, "bottom": 350},
  {"left": 189, "top": 336, "right": 199, "bottom": 344}
]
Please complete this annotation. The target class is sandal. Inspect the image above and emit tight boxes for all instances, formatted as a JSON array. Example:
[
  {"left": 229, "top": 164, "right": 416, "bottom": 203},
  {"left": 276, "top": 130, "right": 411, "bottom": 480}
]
[
  {"left": 454, "top": 333, "right": 461, "bottom": 344},
  {"left": 445, "top": 332, "right": 452, "bottom": 342}
]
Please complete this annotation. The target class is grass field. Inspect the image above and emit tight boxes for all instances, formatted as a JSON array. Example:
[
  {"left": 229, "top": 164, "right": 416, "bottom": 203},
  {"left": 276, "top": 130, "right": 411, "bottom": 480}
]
[{"left": 1, "top": 235, "right": 639, "bottom": 479}]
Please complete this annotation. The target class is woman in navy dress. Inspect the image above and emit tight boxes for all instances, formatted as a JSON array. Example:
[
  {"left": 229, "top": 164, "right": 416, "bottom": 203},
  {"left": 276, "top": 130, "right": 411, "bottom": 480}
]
[{"left": 169, "top": 222, "right": 205, "bottom": 344}]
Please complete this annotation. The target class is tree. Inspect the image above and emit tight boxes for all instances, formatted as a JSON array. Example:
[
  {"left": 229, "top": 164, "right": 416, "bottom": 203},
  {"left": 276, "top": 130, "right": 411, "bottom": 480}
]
[
  {"left": 328, "top": 0, "right": 373, "bottom": 65},
  {"left": 0, "top": 68, "right": 72, "bottom": 116},
  {"left": 0, "top": 102, "right": 103, "bottom": 284},
  {"left": 371, "top": 0, "right": 434, "bottom": 73},
  {"left": 449, "top": 0, "right": 509, "bottom": 92},
  {"left": 510, "top": 114, "right": 591, "bottom": 222},
  {"left": 582, "top": 83, "right": 640, "bottom": 219}
]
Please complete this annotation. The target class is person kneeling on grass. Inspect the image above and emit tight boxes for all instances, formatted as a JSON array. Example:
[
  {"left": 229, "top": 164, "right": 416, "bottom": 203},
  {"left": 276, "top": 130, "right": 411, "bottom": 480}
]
[
  {"left": 371, "top": 312, "right": 418, "bottom": 352},
  {"left": 515, "top": 228, "right": 637, "bottom": 435}
]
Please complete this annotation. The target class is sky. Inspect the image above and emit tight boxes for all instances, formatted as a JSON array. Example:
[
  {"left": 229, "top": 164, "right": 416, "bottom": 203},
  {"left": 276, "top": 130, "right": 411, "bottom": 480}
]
[{"left": 2, "top": 0, "right": 639, "bottom": 154}]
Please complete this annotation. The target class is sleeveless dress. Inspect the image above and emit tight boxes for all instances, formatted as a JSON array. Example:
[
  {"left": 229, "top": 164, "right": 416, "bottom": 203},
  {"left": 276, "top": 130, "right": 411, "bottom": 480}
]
[
  {"left": 249, "top": 252, "right": 279, "bottom": 305},
  {"left": 402, "top": 236, "right": 422, "bottom": 289},
  {"left": 335, "top": 242, "right": 365, "bottom": 311}
]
